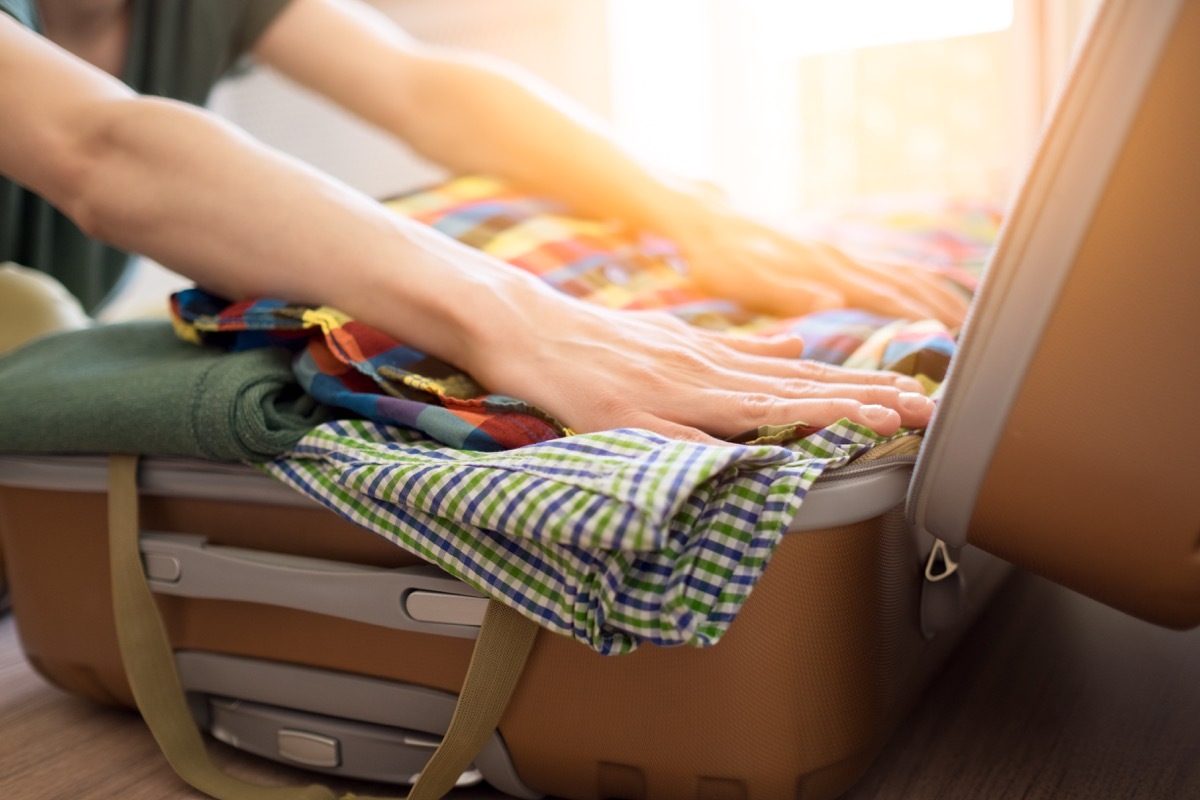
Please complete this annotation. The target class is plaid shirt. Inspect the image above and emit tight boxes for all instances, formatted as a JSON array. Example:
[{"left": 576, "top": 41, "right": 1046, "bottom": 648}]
[{"left": 265, "top": 418, "right": 897, "bottom": 654}]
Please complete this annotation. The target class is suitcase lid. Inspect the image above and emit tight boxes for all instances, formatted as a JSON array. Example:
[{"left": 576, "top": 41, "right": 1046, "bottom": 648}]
[{"left": 909, "top": 0, "right": 1200, "bottom": 628}]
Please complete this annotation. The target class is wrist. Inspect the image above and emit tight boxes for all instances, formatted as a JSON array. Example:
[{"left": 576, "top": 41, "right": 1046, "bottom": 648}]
[
  {"left": 634, "top": 178, "right": 726, "bottom": 245},
  {"left": 340, "top": 223, "right": 558, "bottom": 378}
]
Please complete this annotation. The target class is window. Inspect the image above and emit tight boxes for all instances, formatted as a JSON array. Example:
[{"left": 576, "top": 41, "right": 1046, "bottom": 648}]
[{"left": 605, "top": 1, "right": 1102, "bottom": 218}]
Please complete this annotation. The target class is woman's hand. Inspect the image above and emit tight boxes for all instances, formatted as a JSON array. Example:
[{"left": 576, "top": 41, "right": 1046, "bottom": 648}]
[
  {"left": 662, "top": 196, "right": 970, "bottom": 327},
  {"left": 464, "top": 291, "right": 936, "bottom": 445}
]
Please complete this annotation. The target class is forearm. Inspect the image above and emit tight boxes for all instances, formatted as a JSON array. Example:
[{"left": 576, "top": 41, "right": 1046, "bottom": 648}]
[
  {"left": 253, "top": 0, "right": 706, "bottom": 234},
  {"left": 67, "top": 95, "right": 556, "bottom": 371},
  {"left": 381, "top": 50, "right": 703, "bottom": 232}
]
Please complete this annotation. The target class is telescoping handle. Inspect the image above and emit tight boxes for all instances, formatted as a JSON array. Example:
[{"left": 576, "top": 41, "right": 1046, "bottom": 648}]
[{"left": 139, "top": 532, "right": 488, "bottom": 639}]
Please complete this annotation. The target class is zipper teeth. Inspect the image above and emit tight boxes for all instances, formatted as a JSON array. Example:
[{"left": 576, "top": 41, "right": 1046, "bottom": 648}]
[{"left": 817, "top": 454, "right": 917, "bottom": 483}]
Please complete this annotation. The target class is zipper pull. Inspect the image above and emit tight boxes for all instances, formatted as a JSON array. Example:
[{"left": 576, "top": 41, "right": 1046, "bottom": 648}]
[
  {"left": 924, "top": 538, "right": 959, "bottom": 582},
  {"left": 920, "top": 537, "right": 966, "bottom": 639}
]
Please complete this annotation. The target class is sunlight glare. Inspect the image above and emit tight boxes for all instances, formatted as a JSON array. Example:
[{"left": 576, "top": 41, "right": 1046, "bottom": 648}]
[{"left": 748, "top": 0, "right": 1014, "bottom": 54}]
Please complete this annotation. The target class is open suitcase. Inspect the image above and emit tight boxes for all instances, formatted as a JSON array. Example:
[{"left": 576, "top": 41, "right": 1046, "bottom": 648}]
[{"left": 2, "top": 0, "right": 1199, "bottom": 797}]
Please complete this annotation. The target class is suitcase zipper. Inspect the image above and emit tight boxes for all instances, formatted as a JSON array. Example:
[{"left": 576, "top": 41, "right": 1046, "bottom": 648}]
[
  {"left": 812, "top": 448, "right": 969, "bottom": 639},
  {"left": 812, "top": 452, "right": 918, "bottom": 483}
]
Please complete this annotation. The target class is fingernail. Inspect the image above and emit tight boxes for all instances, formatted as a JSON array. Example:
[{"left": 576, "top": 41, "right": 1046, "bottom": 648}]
[
  {"left": 899, "top": 392, "right": 933, "bottom": 414},
  {"left": 896, "top": 376, "right": 925, "bottom": 394},
  {"left": 860, "top": 404, "right": 894, "bottom": 422}
]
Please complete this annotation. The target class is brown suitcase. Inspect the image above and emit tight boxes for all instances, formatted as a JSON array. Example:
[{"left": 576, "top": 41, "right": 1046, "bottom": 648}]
[
  {"left": 1, "top": 0, "right": 1198, "bottom": 797},
  {"left": 1, "top": 438, "right": 1013, "bottom": 800}
]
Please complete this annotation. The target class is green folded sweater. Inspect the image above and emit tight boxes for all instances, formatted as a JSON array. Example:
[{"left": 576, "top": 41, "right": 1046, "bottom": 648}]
[{"left": 0, "top": 321, "right": 333, "bottom": 461}]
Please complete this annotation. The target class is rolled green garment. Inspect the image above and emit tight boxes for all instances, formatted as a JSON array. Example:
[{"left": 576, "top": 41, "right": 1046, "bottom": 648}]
[{"left": 0, "top": 321, "right": 334, "bottom": 461}]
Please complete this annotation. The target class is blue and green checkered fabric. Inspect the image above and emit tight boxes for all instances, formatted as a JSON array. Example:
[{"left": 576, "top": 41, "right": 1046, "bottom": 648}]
[{"left": 264, "top": 418, "right": 901, "bottom": 654}]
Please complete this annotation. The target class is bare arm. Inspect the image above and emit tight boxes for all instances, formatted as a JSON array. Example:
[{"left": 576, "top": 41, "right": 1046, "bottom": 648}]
[
  {"left": 251, "top": 0, "right": 690, "bottom": 234},
  {"left": 0, "top": 11, "right": 519, "bottom": 363},
  {"left": 0, "top": 13, "right": 935, "bottom": 440},
  {"left": 253, "top": 0, "right": 968, "bottom": 325}
]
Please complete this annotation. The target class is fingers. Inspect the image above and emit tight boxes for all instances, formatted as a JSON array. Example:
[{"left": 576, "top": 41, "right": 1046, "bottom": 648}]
[
  {"left": 713, "top": 331, "right": 806, "bottom": 360},
  {"left": 793, "top": 361, "right": 927, "bottom": 394},
  {"left": 707, "top": 262, "right": 846, "bottom": 318},
  {"left": 857, "top": 259, "right": 970, "bottom": 327},
  {"left": 625, "top": 414, "right": 730, "bottom": 447},
  {"left": 574, "top": 385, "right": 920, "bottom": 442},
  {"left": 710, "top": 386, "right": 931, "bottom": 432},
  {"left": 677, "top": 211, "right": 970, "bottom": 325},
  {"left": 623, "top": 344, "right": 931, "bottom": 441},
  {"left": 764, "top": 357, "right": 928, "bottom": 394},
  {"left": 502, "top": 300, "right": 938, "bottom": 447},
  {"left": 816, "top": 244, "right": 970, "bottom": 327},
  {"left": 679, "top": 393, "right": 909, "bottom": 438},
  {"left": 901, "top": 269, "right": 970, "bottom": 326},
  {"left": 694, "top": 334, "right": 927, "bottom": 394},
  {"left": 599, "top": 352, "right": 933, "bottom": 437},
  {"left": 637, "top": 328, "right": 936, "bottom": 436},
  {"left": 764, "top": 382, "right": 934, "bottom": 427},
  {"left": 811, "top": 244, "right": 945, "bottom": 323}
]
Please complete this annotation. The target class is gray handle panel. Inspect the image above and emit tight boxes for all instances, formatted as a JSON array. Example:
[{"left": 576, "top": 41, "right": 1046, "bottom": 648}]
[{"left": 141, "top": 532, "right": 487, "bottom": 639}]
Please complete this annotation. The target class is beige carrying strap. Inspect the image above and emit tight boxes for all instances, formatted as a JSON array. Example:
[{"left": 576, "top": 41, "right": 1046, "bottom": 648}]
[{"left": 108, "top": 454, "right": 539, "bottom": 800}]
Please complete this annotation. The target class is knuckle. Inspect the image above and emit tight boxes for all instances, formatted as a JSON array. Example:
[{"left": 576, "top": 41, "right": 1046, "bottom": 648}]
[
  {"left": 784, "top": 378, "right": 819, "bottom": 395},
  {"left": 863, "top": 386, "right": 901, "bottom": 406},
  {"left": 736, "top": 392, "right": 780, "bottom": 422},
  {"left": 822, "top": 398, "right": 863, "bottom": 419},
  {"left": 665, "top": 347, "right": 709, "bottom": 373},
  {"left": 816, "top": 398, "right": 864, "bottom": 422},
  {"left": 797, "top": 360, "right": 836, "bottom": 382},
  {"left": 669, "top": 426, "right": 712, "bottom": 444},
  {"left": 625, "top": 362, "right": 668, "bottom": 388}
]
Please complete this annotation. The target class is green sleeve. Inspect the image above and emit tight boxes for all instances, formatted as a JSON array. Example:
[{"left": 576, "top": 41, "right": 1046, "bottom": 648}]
[
  {"left": 0, "top": 0, "right": 35, "bottom": 29},
  {"left": 236, "top": 0, "right": 296, "bottom": 55},
  {"left": 128, "top": 0, "right": 295, "bottom": 106}
]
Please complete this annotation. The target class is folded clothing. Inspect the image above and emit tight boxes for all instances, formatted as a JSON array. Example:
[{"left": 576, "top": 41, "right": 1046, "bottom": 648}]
[
  {"left": 0, "top": 321, "right": 332, "bottom": 460},
  {"left": 265, "top": 417, "right": 897, "bottom": 654},
  {"left": 171, "top": 292, "right": 564, "bottom": 451}
]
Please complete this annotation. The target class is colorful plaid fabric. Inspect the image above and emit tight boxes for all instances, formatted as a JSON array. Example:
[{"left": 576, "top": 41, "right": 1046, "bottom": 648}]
[
  {"left": 386, "top": 177, "right": 765, "bottom": 330},
  {"left": 263, "top": 417, "right": 895, "bottom": 653},
  {"left": 796, "top": 194, "right": 998, "bottom": 283},
  {"left": 173, "top": 176, "right": 998, "bottom": 449},
  {"left": 171, "top": 291, "right": 567, "bottom": 451},
  {"left": 172, "top": 177, "right": 999, "bottom": 650}
]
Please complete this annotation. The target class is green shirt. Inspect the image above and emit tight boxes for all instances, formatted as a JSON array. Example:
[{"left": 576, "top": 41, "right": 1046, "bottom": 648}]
[{"left": 0, "top": 0, "right": 291, "bottom": 312}]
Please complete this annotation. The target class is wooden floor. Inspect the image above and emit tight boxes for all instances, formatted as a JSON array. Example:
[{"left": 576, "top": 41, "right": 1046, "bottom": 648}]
[{"left": 2, "top": 570, "right": 1198, "bottom": 800}]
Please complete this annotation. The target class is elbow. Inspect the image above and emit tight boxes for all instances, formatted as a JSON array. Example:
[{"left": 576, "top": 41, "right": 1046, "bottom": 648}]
[
  {"left": 36, "top": 119, "right": 116, "bottom": 242},
  {"left": 57, "top": 161, "right": 107, "bottom": 243},
  {"left": 53, "top": 104, "right": 132, "bottom": 244},
  {"left": 45, "top": 97, "right": 178, "bottom": 245},
  {"left": 30, "top": 123, "right": 99, "bottom": 238}
]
